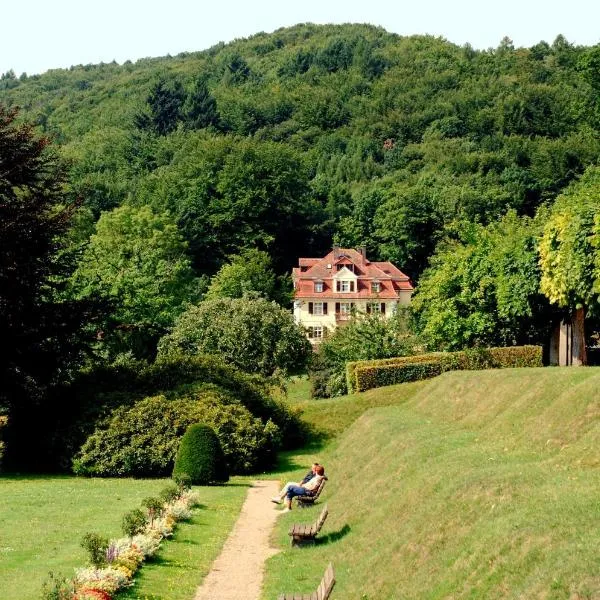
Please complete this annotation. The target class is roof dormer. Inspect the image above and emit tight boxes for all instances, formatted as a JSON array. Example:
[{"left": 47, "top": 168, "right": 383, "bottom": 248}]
[{"left": 333, "top": 266, "right": 358, "bottom": 292}]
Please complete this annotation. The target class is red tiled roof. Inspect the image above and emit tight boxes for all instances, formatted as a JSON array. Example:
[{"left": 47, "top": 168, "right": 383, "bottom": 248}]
[{"left": 293, "top": 248, "right": 413, "bottom": 299}]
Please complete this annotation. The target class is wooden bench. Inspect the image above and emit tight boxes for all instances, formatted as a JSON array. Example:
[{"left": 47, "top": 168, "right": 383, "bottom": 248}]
[
  {"left": 295, "top": 477, "right": 327, "bottom": 507},
  {"left": 278, "top": 563, "right": 335, "bottom": 600},
  {"left": 288, "top": 505, "right": 328, "bottom": 546}
]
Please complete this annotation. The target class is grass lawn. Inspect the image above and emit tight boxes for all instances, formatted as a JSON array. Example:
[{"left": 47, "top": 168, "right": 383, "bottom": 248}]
[
  {"left": 263, "top": 367, "right": 600, "bottom": 599},
  {"left": 266, "top": 376, "right": 429, "bottom": 483},
  {"left": 0, "top": 475, "right": 248, "bottom": 600}
]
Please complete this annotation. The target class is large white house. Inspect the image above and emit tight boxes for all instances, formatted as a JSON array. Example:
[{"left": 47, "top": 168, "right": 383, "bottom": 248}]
[{"left": 292, "top": 247, "right": 414, "bottom": 343}]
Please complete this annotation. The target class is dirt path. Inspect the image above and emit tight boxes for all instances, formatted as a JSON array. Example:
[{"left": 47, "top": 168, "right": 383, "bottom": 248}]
[{"left": 193, "top": 480, "right": 281, "bottom": 600}]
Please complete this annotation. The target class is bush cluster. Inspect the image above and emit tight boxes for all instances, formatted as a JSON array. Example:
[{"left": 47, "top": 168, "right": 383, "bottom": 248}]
[
  {"left": 49, "top": 353, "right": 304, "bottom": 473},
  {"left": 173, "top": 423, "right": 228, "bottom": 485},
  {"left": 72, "top": 390, "right": 281, "bottom": 477},
  {"left": 348, "top": 345, "right": 543, "bottom": 393}
]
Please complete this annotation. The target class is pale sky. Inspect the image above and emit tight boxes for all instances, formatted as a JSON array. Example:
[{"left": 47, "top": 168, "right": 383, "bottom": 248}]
[{"left": 3, "top": 0, "right": 600, "bottom": 76}]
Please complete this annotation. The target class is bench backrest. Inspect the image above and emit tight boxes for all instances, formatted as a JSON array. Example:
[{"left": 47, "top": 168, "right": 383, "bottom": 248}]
[
  {"left": 277, "top": 563, "right": 335, "bottom": 600},
  {"left": 316, "top": 563, "right": 335, "bottom": 600},
  {"left": 314, "top": 505, "right": 328, "bottom": 534},
  {"left": 312, "top": 477, "right": 327, "bottom": 499}
]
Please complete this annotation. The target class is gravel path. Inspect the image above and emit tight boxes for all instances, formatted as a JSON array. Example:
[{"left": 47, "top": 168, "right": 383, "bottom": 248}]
[{"left": 193, "top": 480, "right": 281, "bottom": 600}]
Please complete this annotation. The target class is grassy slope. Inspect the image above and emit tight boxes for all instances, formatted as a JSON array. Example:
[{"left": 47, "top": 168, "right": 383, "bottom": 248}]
[
  {"left": 268, "top": 376, "right": 428, "bottom": 481},
  {"left": 263, "top": 367, "right": 600, "bottom": 599},
  {"left": 0, "top": 476, "right": 248, "bottom": 600}
]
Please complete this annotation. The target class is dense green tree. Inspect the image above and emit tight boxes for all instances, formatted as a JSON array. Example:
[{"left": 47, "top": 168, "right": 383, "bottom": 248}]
[
  {"left": 70, "top": 205, "right": 197, "bottom": 357},
  {"left": 135, "top": 77, "right": 186, "bottom": 136},
  {"left": 205, "top": 248, "right": 290, "bottom": 304},
  {"left": 135, "top": 135, "right": 327, "bottom": 274},
  {"left": 413, "top": 212, "right": 551, "bottom": 351},
  {"left": 0, "top": 105, "right": 91, "bottom": 468},
  {"left": 157, "top": 297, "right": 311, "bottom": 377},
  {"left": 185, "top": 74, "right": 220, "bottom": 130},
  {"left": 539, "top": 167, "right": 600, "bottom": 364}
]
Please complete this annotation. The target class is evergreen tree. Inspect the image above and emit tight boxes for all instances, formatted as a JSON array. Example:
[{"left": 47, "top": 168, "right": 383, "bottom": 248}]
[
  {"left": 185, "top": 75, "right": 219, "bottom": 130},
  {"left": 135, "top": 77, "right": 185, "bottom": 136},
  {"left": 0, "top": 105, "right": 90, "bottom": 469}
]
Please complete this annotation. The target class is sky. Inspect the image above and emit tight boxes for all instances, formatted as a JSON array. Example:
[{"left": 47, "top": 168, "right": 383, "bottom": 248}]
[{"left": 3, "top": 0, "right": 600, "bottom": 76}]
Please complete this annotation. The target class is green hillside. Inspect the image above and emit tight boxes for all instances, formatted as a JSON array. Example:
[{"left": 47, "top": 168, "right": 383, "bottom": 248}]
[
  {"left": 264, "top": 367, "right": 600, "bottom": 599},
  {"left": 1, "top": 23, "right": 598, "bottom": 281}
]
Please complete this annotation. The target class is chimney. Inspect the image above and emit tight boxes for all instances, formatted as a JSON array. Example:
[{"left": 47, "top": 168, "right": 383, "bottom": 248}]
[
  {"left": 332, "top": 245, "right": 341, "bottom": 259},
  {"left": 356, "top": 246, "right": 367, "bottom": 261}
]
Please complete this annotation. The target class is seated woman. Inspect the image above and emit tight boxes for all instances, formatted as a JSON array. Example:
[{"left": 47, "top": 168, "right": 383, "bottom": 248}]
[
  {"left": 271, "top": 463, "right": 322, "bottom": 504},
  {"left": 271, "top": 465, "right": 326, "bottom": 511}
]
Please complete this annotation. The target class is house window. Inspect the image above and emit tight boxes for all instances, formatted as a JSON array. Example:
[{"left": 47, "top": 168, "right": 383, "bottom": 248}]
[
  {"left": 367, "top": 302, "right": 386, "bottom": 314},
  {"left": 308, "top": 302, "right": 328, "bottom": 315},
  {"left": 336, "top": 280, "right": 355, "bottom": 292},
  {"left": 371, "top": 281, "right": 381, "bottom": 293},
  {"left": 339, "top": 302, "right": 352, "bottom": 314},
  {"left": 314, "top": 281, "right": 324, "bottom": 293},
  {"left": 308, "top": 326, "right": 325, "bottom": 340},
  {"left": 336, "top": 263, "right": 354, "bottom": 272}
]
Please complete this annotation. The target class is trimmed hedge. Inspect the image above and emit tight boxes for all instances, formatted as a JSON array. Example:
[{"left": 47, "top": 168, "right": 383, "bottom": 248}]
[
  {"left": 346, "top": 353, "right": 445, "bottom": 393},
  {"left": 348, "top": 345, "right": 543, "bottom": 393}
]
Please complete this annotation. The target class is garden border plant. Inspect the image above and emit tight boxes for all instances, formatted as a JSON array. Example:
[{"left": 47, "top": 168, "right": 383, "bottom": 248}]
[{"left": 41, "top": 479, "right": 201, "bottom": 600}]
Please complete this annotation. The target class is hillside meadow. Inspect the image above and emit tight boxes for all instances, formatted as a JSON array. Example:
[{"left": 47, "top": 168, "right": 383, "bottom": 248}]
[{"left": 264, "top": 367, "right": 600, "bottom": 599}]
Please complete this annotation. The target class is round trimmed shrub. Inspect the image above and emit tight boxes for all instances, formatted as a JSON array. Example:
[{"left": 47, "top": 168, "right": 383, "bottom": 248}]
[{"left": 173, "top": 423, "right": 228, "bottom": 485}]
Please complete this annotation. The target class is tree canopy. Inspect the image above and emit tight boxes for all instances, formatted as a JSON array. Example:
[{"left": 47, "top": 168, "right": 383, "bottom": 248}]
[
  {"left": 69, "top": 205, "right": 197, "bottom": 358},
  {"left": 157, "top": 297, "right": 312, "bottom": 377},
  {"left": 0, "top": 106, "right": 91, "bottom": 468}
]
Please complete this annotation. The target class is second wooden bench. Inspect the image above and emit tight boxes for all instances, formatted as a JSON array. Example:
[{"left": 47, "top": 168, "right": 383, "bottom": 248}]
[{"left": 288, "top": 504, "right": 328, "bottom": 546}]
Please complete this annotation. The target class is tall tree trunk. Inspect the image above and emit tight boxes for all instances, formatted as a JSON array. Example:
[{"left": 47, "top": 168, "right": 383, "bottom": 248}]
[{"left": 571, "top": 306, "right": 587, "bottom": 366}]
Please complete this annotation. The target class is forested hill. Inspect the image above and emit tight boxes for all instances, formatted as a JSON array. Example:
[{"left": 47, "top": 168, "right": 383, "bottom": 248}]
[{"left": 2, "top": 23, "right": 600, "bottom": 279}]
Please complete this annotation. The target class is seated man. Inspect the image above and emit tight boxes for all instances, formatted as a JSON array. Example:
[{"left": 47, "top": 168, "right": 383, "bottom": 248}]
[
  {"left": 273, "top": 465, "right": 326, "bottom": 511},
  {"left": 271, "top": 462, "right": 321, "bottom": 504}
]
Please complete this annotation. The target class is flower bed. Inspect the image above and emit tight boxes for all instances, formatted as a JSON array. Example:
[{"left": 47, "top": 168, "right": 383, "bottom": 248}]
[{"left": 42, "top": 487, "right": 201, "bottom": 599}]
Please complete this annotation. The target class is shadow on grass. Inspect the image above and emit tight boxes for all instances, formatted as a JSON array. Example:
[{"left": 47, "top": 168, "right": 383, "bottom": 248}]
[
  {"left": 172, "top": 538, "right": 200, "bottom": 546},
  {"left": 318, "top": 524, "right": 351, "bottom": 545},
  {"left": 220, "top": 481, "right": 253, "bottom": 487},
  {"left": 268, "top": 440, "right": 330, "bottom": 475}
]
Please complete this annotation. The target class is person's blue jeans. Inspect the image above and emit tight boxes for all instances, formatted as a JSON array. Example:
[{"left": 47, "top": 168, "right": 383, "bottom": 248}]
[{"left": 286, "top": 485, "right": 308, "bottom": 500}]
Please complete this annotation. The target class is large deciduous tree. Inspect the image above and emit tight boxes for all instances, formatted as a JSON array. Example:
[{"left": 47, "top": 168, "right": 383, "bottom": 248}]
[
  {"left": 0, "top": 105, "right": 90, "bottom": 468},
  {"left": 70, "top": 205, "right": 197, "bottom": 358},
  {"left": 413, "top": 212, "right": 551, "bottom": 351},
  {"left": 157, "top": 297, "right": 311, "bottom": 377},
  {"left": 539, "top": 167, "right": 600, "bottom": 364},
  {"left": 205, "top": 248, "right": 290, "bottom": 304}
]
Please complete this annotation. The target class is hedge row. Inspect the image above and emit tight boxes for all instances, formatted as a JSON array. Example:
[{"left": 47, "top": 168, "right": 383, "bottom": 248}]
[{"left": 347, "top": 345, "right": 543, "bottom": 393}]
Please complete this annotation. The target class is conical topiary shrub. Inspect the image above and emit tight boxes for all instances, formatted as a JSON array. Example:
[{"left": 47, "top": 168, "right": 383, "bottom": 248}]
[{"left": 173, "top": 423, "right": 229, "bottom": 485}]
